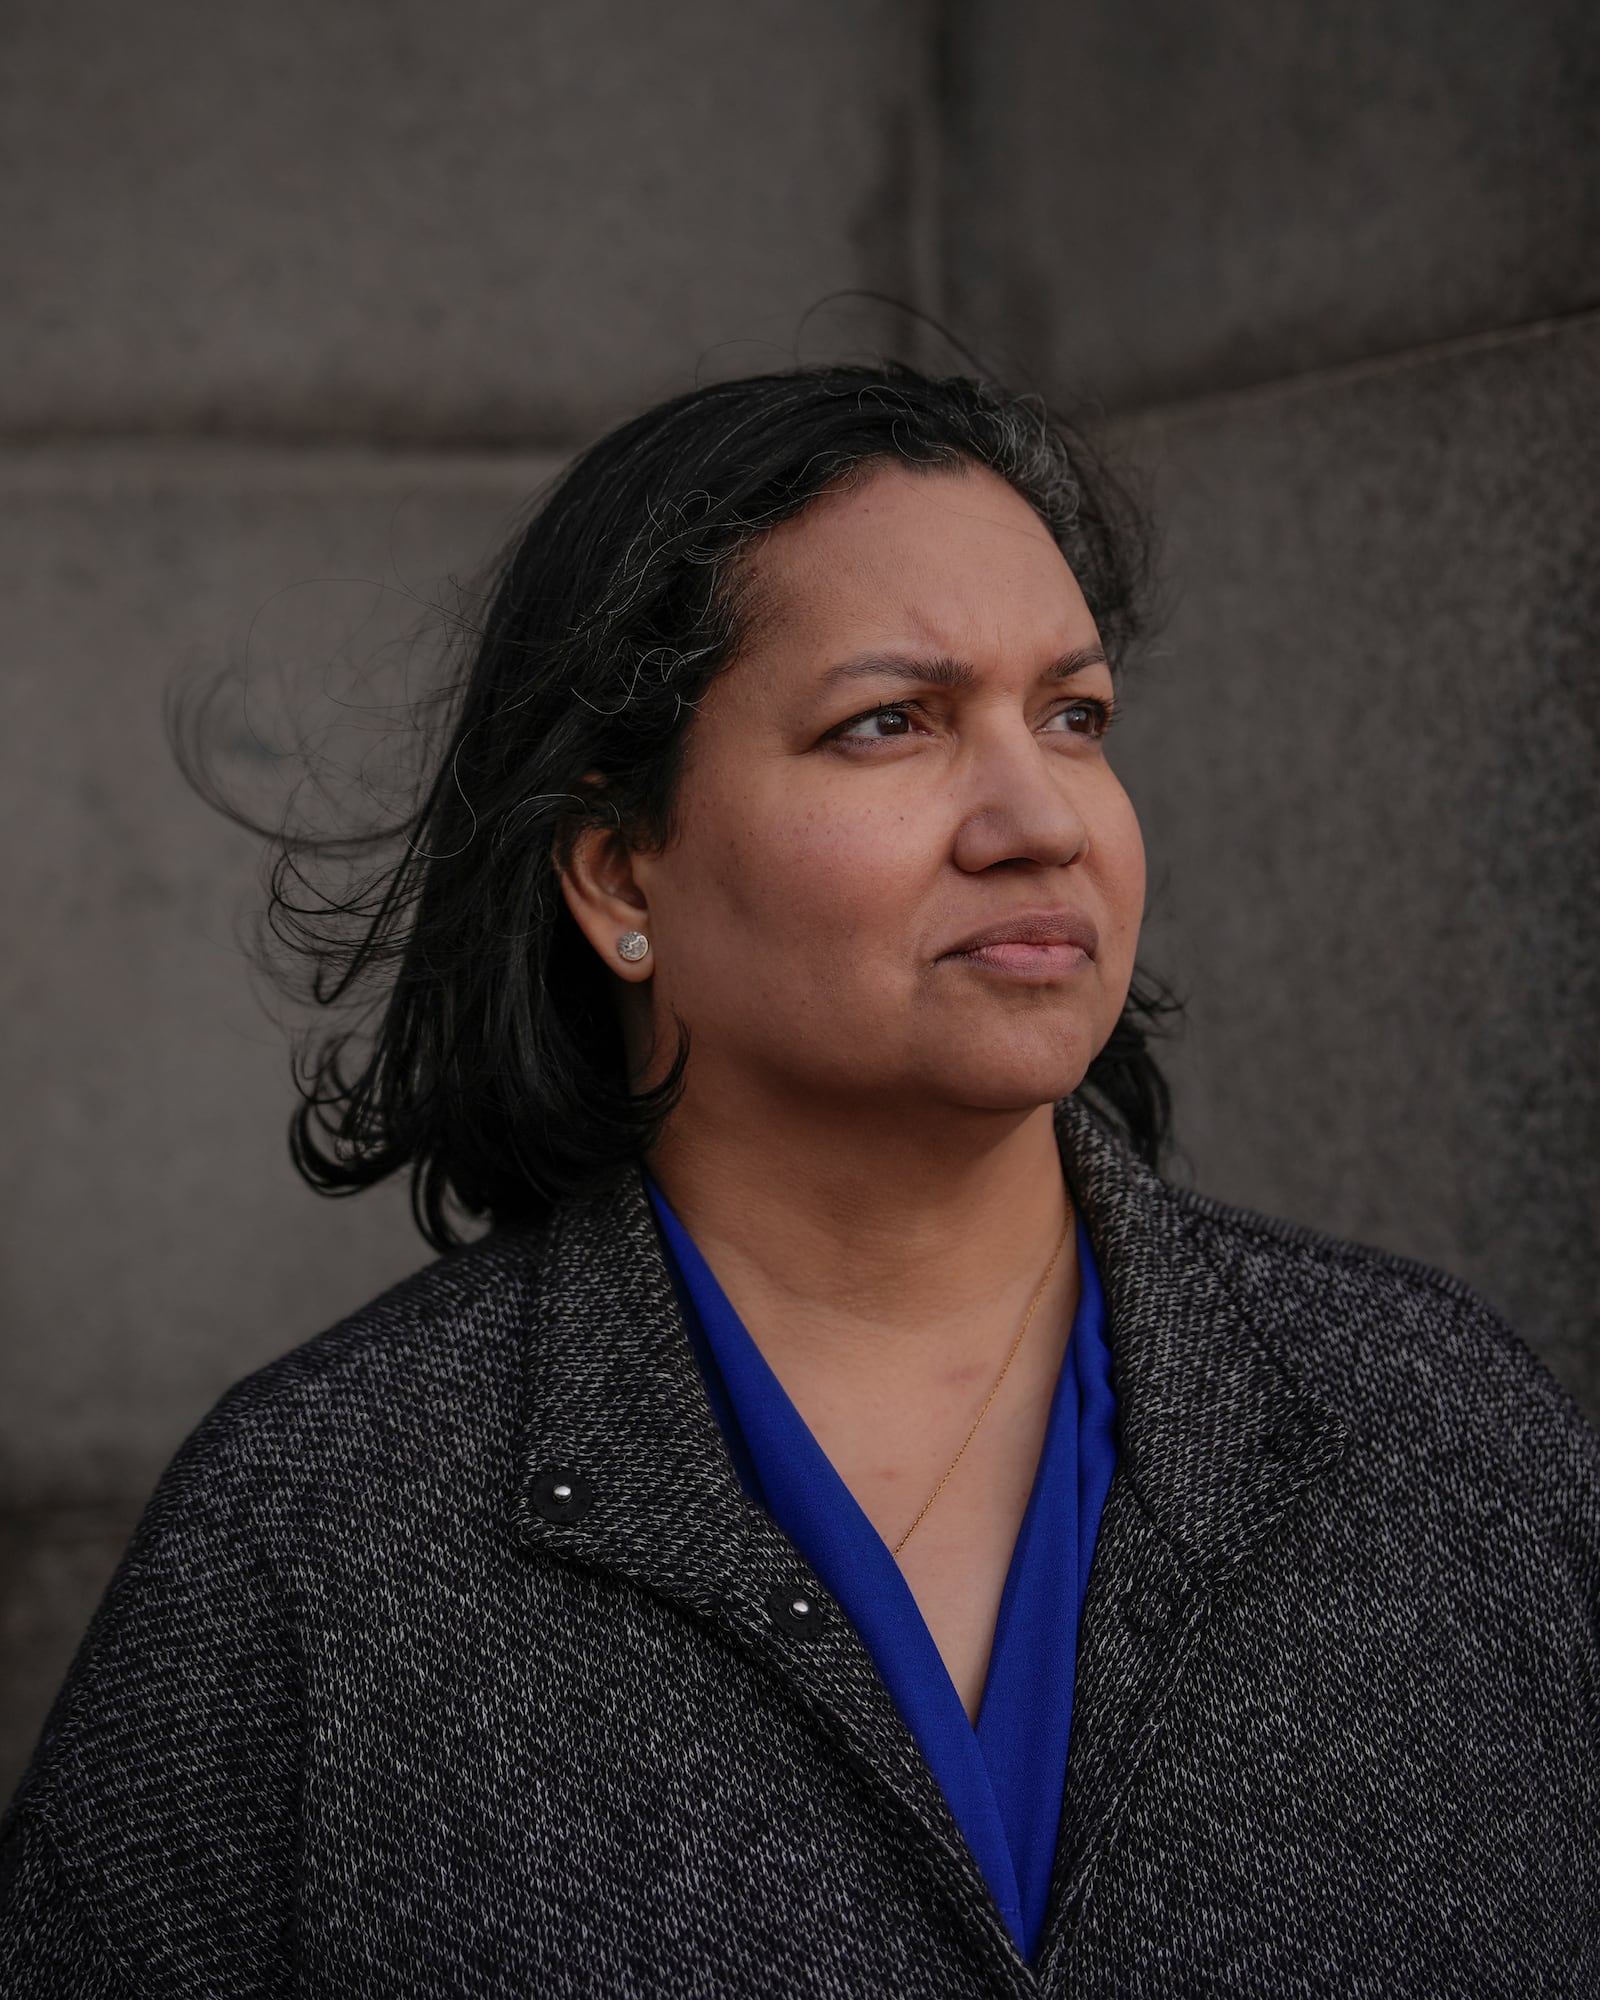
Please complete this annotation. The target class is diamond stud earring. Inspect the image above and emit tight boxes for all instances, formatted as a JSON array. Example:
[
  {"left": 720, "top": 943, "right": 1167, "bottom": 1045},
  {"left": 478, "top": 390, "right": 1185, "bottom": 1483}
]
[{"left": 615, "top": 931, "right": 650, "bottom": 963}]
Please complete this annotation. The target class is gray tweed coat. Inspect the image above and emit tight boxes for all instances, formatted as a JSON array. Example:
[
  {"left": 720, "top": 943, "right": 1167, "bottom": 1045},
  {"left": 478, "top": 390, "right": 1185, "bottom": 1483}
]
[{"left": 2, "top": 1093, "right": 1597, "bottom": 1997}]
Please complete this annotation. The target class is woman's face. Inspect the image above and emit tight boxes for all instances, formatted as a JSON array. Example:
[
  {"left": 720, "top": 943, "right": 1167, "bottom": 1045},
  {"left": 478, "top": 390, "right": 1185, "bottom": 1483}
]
[{"left": 599, "top": 459, "right": 1146, "bottom": 1121}]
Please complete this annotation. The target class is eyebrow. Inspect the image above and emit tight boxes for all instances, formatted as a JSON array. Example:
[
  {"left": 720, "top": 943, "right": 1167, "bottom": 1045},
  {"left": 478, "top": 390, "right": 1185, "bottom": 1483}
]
[{"left": 815, "top": 643, "right": 1109, "bottom": 695}]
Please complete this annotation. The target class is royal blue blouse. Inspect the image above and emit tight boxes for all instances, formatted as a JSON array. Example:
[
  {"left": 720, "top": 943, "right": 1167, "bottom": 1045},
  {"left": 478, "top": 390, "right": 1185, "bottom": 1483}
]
[{"left": 643, "top": 1176, "right": 1117, "bottom": 1962}]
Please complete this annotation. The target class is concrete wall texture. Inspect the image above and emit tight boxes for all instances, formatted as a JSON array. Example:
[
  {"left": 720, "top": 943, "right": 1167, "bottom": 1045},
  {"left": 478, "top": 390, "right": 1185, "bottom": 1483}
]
[{"left": 3, "top": 0, "right": 1597, "bottom": 1797}]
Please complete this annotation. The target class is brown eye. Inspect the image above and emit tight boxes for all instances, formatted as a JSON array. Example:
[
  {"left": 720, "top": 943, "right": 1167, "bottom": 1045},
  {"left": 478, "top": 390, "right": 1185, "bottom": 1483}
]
[
  {"left": 1047, "top": 697, "right": 1117, "bottom": 738},
  {"left": 833, "top": 703, "right": 917, "bottom": 742}
]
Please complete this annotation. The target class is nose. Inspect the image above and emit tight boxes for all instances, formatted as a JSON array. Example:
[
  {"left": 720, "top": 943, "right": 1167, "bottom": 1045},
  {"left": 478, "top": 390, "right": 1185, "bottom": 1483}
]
[{"left": 947, "top": 714, "right": 1092, "bottom": 873}]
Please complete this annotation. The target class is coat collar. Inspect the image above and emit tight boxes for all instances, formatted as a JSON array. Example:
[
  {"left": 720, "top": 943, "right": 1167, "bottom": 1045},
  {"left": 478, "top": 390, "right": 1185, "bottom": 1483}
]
[
  {"left": 504, "top": 1092, "right": 1347, "bottom": 1987},
  {"left": 1026, "top": 1097, "right": 1348, "bottom": 1985}
]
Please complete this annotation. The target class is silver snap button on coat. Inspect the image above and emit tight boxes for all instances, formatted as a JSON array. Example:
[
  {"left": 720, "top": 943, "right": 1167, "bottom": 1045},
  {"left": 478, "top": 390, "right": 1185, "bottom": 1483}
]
[
  {"left": 766, "top": 1583, "right": 825, "bottom": 1637},
  {"left": 529, "top": 1467, "right": 594, "bottom": 1524}
]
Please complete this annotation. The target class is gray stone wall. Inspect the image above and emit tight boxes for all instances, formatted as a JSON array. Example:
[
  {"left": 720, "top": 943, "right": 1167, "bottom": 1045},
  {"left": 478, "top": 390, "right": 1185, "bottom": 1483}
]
[
  {"left": 1104, "top": 326, "right": 1599, "bottom": 1400},
  {"left": 4, "top": 0, "right": 1595, "bottom": 1798}
]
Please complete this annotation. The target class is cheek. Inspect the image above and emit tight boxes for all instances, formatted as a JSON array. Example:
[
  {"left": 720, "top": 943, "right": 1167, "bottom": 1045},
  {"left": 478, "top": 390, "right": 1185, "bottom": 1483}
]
[
  {"left": 1098, "top": 792, "right": 1147, "bottom": 955},
  {"left": 1114, "top": 801, "right": 1147, "bottom": 909},
  {"left": 694, "top": 784, "right": 921, "bottom": 945},
  {"left": 663, "top": 797, "right": 916, "bottom": 1047}
]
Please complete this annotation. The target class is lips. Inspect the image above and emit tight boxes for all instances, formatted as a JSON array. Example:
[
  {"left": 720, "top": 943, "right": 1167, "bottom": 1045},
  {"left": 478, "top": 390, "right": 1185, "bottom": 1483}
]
[{"left": 941, "top": 909, "right": 1100, "bottom": 958}]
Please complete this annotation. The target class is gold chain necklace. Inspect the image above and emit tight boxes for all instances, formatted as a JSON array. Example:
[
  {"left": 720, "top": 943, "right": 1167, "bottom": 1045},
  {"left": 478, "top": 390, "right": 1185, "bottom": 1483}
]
[{"left": 891, "top": 1205, "right": 1074, "bottom": 1558}]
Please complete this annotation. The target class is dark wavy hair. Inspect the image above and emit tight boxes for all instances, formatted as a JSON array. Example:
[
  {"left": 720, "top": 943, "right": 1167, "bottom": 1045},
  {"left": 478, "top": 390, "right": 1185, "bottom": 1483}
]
[{"left": 173, "top": 357, "right": 1185, "bottom": 1252}]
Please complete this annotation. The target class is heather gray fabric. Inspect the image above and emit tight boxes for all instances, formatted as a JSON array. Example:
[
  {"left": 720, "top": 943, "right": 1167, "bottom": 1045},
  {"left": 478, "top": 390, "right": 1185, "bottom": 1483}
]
[{"left": 2, "top": 1092, "right": 1596, "bottom": 1997}]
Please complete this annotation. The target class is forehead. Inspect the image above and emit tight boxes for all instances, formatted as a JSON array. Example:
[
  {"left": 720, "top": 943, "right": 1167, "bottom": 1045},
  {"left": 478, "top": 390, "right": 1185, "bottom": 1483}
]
[{"left": 738, "top": 461, "right": 1089, "bottom": 652}]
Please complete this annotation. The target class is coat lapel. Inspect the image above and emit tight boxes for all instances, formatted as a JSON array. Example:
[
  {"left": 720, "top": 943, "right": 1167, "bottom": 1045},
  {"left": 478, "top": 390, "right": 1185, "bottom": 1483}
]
[
  {"left": 503, "top": 1162, "right": 1029, "bottom": 1981},
  {"left": 1030, "top": 1095, "right": 1349, "bottom": 1987}
]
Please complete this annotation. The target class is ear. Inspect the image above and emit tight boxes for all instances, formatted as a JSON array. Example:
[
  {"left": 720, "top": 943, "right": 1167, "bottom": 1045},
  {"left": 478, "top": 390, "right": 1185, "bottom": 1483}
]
[{"left": 557, "top": 774, "right": 655, "bottom": 983}]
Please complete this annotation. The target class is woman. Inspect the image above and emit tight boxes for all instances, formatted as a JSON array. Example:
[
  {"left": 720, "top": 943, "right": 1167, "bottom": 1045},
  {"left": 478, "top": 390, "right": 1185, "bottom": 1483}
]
[{"left": 2, "top": 362, "right": 1595, "bottom": 1998}]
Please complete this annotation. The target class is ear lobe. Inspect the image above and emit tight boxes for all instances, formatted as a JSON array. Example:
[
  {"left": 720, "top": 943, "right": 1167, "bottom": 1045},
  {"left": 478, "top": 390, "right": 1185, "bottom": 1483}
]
[{"left": 557, "top": 816, "right": 651, "bottom": 975}]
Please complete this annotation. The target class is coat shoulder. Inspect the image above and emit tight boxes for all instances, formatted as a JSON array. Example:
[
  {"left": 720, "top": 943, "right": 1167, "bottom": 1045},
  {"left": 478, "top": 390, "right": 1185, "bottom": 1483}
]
[
  {"left": 0, "top": 1217, "right": 558, "bottom": 1972},
  {"left": 205, "top": 1217, "right": 552, "bottom": 1453},
  {"left": 92, "top": 1215, "right": 558, "bottom": 1545},
  {"left": 1161, "top": 1176, "right": 1600, "bottom": 1579},
  {"left": 6, "top": 1221, "right": 555, "bottom": 1802}
]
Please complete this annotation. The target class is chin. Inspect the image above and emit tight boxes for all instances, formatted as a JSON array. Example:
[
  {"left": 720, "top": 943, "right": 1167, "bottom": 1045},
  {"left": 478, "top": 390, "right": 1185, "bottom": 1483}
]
[{"left": 959, "top": 1013, "right": 1105, "bottom": 1095}]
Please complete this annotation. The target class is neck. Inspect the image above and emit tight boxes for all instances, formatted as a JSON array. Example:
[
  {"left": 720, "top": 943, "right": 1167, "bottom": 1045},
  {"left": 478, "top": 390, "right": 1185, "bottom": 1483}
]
[{"left": 642, "top": 1081, "right": 1076, "bottom": 1379}]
